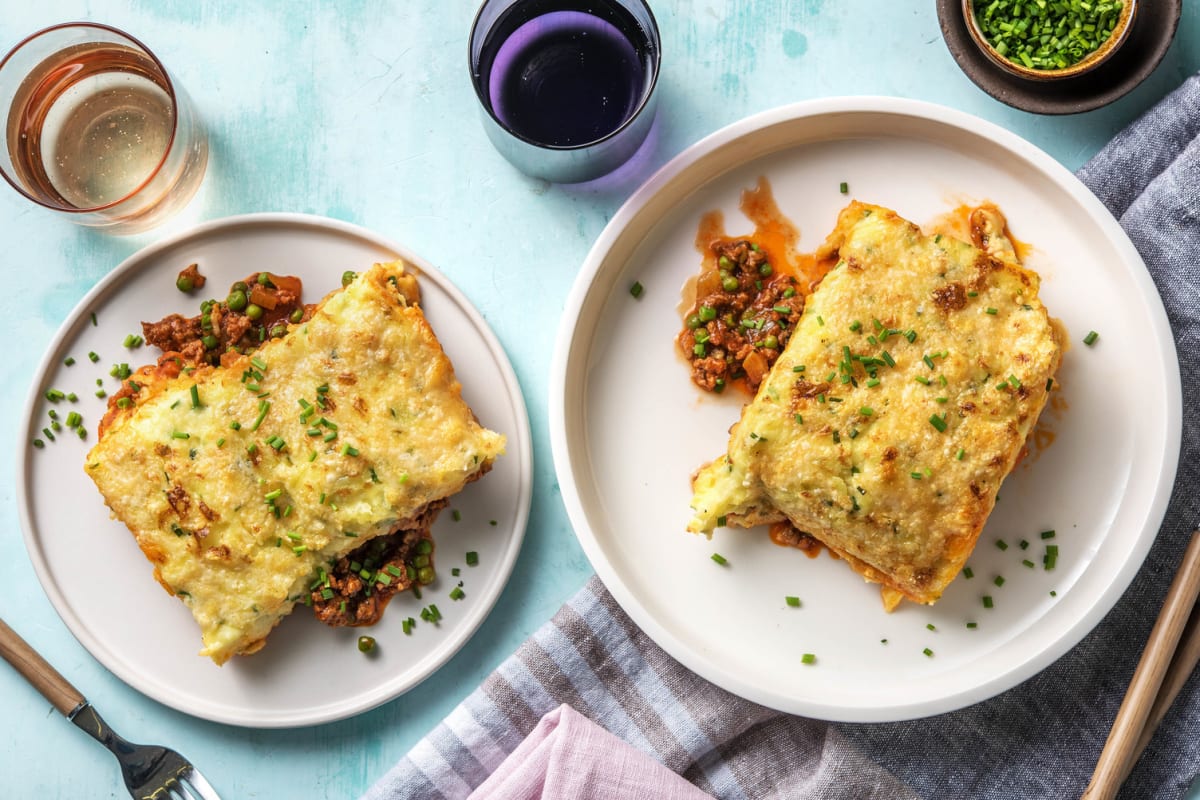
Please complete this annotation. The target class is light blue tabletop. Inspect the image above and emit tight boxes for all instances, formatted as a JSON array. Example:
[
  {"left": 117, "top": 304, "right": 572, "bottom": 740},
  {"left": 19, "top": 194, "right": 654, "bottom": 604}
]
[{"left": 2, "top": 2, "right": 1198, "bottom": 798}]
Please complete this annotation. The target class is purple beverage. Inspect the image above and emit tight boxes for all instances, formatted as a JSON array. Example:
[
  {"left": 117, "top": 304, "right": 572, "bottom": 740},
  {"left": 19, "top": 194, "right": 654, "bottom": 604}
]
[{"left": 475, "top": 0, "right": 656, "bottom": 148}]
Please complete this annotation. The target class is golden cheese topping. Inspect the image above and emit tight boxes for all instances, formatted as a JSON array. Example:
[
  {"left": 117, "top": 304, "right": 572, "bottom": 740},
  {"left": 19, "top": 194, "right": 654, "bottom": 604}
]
[
  {"left": 688, "top": 202, "right": 1062, "bottom": 607},
  {"left": 86, "top": 262, "right": 505, "bottom": 664}
]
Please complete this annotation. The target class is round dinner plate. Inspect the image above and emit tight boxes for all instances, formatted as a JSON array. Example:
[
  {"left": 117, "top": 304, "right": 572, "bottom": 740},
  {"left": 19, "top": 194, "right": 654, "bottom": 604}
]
[
  {"left": 549, "top": 97, "right": 1181, "bottom": 722},
  {"left": 17, "top": 214, "right": 532, "bottom": 728}
]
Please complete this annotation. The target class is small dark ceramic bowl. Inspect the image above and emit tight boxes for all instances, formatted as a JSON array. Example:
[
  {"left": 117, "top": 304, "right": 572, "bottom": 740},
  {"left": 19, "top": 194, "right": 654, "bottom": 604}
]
[{"left": 962, "top": 0, "right": 1138, "bottom": 81}]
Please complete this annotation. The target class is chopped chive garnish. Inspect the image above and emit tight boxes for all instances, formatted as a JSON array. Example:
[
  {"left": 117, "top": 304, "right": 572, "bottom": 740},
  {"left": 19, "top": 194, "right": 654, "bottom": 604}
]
[
  {"left": 341, "top": 444, "right": 359, "bottom": 457},
  {"left": 1083, "top": 330, "right": 1099, "bottom": 346},
  {"left": 881, "top": 351, "right": 895, "bottom": 367},
  {"left": 985, "top": 307, "right": 998, "bottom": 315},
  {"left": 926, "top": 623, "right": 936, "bottom": 631},
  {"left": 785, "top": 596, "right": 801, "bottom": 607},
  {"left": 251, "top": 357, "right": 268, "bottom": 371},
  {"left": 859, "top": 406, "right": 874, "bottom": 417},
  {"left": 849, "top": 320, "right": 862, "bottom": 332},
  {"left": 171, "top": 431, "right": 190, "bottom": 440},
  {"left": 465, "top": 551, "right": 479, "bottom": 566},
  {"left": 1023, "top": 559, "right": 1035, "bottom": 569},
  {"left": 910, "top": 471, "right": 923, "bottom": 480},
  {"left": 249, "top": 400, "right": 271, "bottom": 431},
  {"left": 629, "top": 281, "right": 644, "bottom": 299},
  {"left": 923, "top": 354, "right": 935, "bottom": 369},
  {"left": 1041, "top": 530, "right": 1056, "bottom": 539},
  {"left": 994, "top": 575, "right": 1006, "bottom": 587},
  {"left": 839, "top": 181, "right": 848, "bottom": 194},
  {"left": 996, "top": 539, "right": 1009, "bottom": 551},
  {"left": 710, "top": 553, "right": 728, "bottom": 565},
  {"left": 923, "top": 648, "right": 934, "bottom": 657},
  {"left": 88, "top": 351, "right": 99, "bottom": 362},
  {"left": 449, "top": 586, "right": 465, "bottom": 601},
  {"left": 983, "top": 596, "right": 994, "bottom": 609},
  {"left": 801, "top": 653, "right": 816, "bottom": 664},
  {"left": 190, "top": 385, "right": 201, "bottom": 409},
  {"left": 929, "top": 414, "right": 947, "bottom": 432}
]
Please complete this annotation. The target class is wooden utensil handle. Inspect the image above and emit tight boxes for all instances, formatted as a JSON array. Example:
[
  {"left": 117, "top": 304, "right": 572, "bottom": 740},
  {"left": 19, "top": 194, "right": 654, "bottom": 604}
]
[
  {"left": 1081, "top": 529, "right": 1200, "bottom": 800},
  {"left": 0, "top": 617, "right": 85, "bottom": 716}
]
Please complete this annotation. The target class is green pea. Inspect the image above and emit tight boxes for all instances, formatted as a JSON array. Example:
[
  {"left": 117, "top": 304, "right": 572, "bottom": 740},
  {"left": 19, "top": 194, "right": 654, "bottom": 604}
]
[
  {"left": 759, "top": 262, "right": 773, "bottom": 277},
  {"left": 245, "top": 304, "right": 263, "bottom": 321},
  {"left": 201, "top": 335, "right": 219, "bottom": 350},
  {"left": 416, "top": 539, "right": 433, "bottom": 555},
  {"left": 699, "top": 305, "right": 717, "bottom": 322},
  {"left": 270, "top": 325, "right": 287, "bottom": 338},
  {"left": 718, "top": 256, "right": 733, "bottom": 270},
  {"left": 412, "top": 554, "right": 430, "bottom": 569},
  {"left": 342, "top": 270, "right": 357, "bottom": 287},
  {"left": 686, "top": 314, "right": 702, "bottom": 330},
  {"left": 227, "top": 290, "right": 248, "bottom": 312},
  {"left": 417, "top": 566, "right": 435, "bottom": 585},
  {"left": 357, "top": 635, "right": 375, "bottom": 653},
  {"left": 289, "top": 308, "right": 304, "bottom": 324},
  {"left": 176, "top": 276, "right": 194, "bottom": 293},
  {"left": 231, "top": 281, "right": 248, "bottom": 293},
  {"left": 763, "top": 335, "right": 779, "bottom": 350},
  {"left": 257, "top": 272, "right": 273, "bottom": 287},
  {"left": 722, "top": 275, "right": 739, "bottom": 292}
]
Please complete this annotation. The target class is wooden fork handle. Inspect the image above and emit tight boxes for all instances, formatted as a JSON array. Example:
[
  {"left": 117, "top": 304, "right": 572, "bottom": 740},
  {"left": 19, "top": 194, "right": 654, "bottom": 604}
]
[{"left": 0, "top": 617, "right": 85, "bottom": 716}]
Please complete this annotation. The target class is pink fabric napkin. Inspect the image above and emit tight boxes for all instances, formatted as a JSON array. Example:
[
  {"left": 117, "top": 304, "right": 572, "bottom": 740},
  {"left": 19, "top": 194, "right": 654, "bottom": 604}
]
[{"left": 467, "top": 704, "right": 714, "bottom": 800}]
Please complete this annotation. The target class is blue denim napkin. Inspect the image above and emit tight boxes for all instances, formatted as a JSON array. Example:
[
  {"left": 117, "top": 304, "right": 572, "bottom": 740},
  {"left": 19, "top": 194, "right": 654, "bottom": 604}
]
[{"left": 363, "top": 75, "right": 1200, "bottom": 800}]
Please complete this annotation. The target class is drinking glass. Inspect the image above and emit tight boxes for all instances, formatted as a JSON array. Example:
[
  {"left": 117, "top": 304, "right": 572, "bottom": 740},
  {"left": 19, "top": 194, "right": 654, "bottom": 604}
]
[
  {"left": 0, "top": 22, "right": 208, "bottom": 234},
  {"left": 469, "top": 0, "right": 661, "bottom": 184}
]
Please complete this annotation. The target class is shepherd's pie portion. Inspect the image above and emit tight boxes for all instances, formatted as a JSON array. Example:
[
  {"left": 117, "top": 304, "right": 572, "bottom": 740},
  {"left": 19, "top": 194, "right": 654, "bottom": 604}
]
[
  {"left": 688, "top": 202, "right": 1062, "bottom": 608},
  {"left": 86, "top": 262, "right": 505, "bottom": 664}
]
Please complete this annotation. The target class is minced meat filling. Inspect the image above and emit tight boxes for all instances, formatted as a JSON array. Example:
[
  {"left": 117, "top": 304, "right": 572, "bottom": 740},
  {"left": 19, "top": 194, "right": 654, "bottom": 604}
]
[
  {"left": 310, "top": 499, "right": 446, "bottom": 627},
  {"left": 678, "top": 239, "right": 804, "bottom": 393},
  {"left": 142, "top": 271, "right": 311, "bottom": 370}
]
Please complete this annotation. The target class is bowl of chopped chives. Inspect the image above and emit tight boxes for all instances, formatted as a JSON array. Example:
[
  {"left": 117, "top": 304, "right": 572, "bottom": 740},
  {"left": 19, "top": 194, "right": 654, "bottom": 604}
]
[{"left": 962, "top": 0, "right": 1137, "bottom": 81}]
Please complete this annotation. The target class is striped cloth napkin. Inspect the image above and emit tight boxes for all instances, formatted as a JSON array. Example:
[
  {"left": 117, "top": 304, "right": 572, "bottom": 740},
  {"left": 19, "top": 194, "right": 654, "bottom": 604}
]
[{"left": 364, "top": 75, "right": 1200, "bottom": 800}]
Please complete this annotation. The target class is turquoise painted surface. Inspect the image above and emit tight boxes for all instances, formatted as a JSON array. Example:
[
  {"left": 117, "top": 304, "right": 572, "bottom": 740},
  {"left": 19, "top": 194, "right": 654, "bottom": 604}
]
[{"left": 0, "top": 2, "right": 1197, "bottom": 797}]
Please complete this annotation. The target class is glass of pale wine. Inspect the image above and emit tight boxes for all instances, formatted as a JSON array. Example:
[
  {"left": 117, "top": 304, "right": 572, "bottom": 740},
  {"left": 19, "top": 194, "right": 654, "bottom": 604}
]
[{"left": 0, "top": 22, "right": 208, "bottom": 235}]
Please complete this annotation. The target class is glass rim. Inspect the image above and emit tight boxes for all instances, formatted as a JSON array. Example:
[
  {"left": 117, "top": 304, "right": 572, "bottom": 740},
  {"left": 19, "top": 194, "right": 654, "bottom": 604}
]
[
  {"left": 467, "top": 0, "right": 662, "bottom": 153},
  {"left": 0, "top": 21, "right": 181, "bottom": 215}
]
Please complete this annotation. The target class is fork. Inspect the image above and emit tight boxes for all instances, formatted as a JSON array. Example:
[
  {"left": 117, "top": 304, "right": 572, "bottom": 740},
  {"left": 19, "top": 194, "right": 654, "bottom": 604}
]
[{"left": 0, "top": 617, "right": 221, "bottom": 800}]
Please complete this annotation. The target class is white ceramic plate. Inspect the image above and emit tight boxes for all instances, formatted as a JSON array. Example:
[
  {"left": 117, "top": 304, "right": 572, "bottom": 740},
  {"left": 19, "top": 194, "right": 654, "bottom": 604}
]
[
  {"left": 18, "top": 214, "right": 532, "bottom": 728},
  {"left": 549, "top": 98, "right": 1181, "bottom": 722}
]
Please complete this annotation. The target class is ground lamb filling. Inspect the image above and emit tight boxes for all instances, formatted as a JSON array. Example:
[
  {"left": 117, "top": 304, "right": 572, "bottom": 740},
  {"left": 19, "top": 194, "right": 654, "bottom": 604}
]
[{"left": 677, "top": 239, "right": 805, "bottom": 394}]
